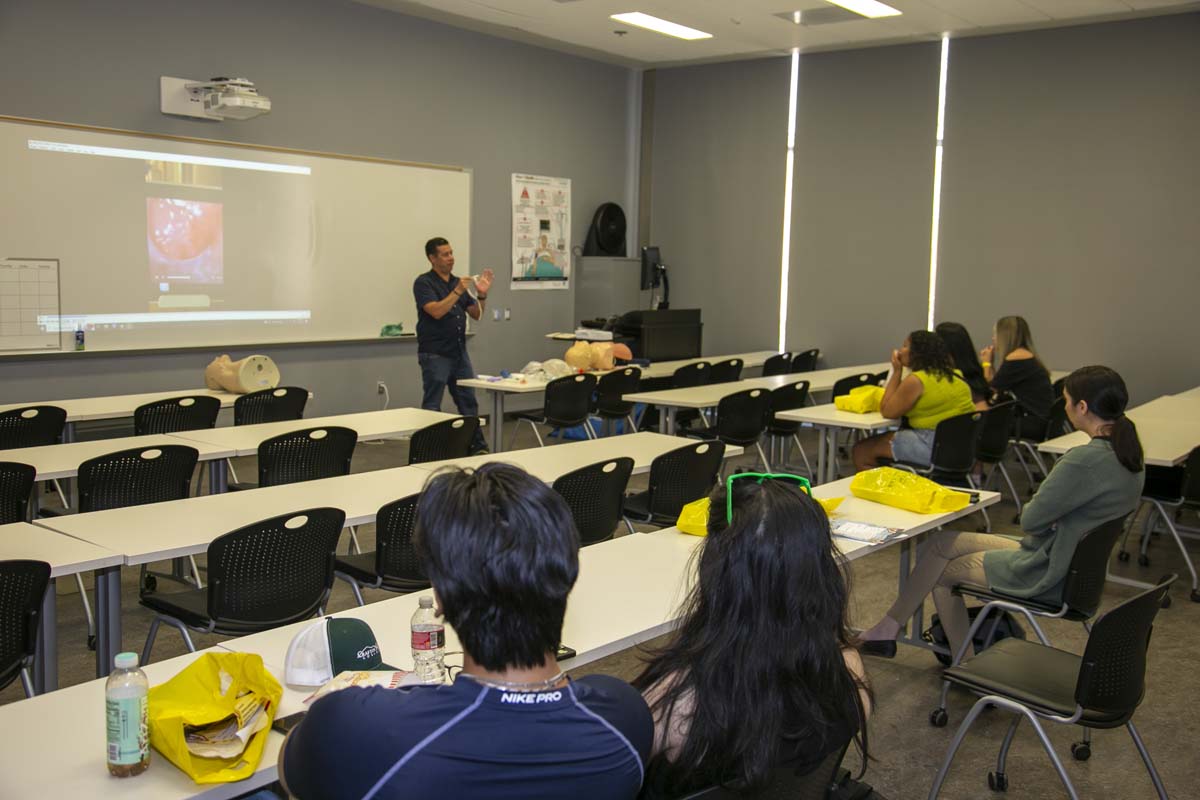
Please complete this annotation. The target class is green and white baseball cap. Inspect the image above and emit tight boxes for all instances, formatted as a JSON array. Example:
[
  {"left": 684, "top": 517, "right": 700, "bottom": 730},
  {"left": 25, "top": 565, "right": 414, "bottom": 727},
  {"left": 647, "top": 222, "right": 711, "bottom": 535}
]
[{"left": 284, "top": 618, "right": 395, "bottom": 686}]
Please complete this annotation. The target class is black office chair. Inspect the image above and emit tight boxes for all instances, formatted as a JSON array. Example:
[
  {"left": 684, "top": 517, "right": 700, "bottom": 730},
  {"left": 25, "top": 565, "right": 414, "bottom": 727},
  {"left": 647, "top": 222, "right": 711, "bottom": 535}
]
[
  {"left": 931, "top": 515, "right": 1132, "bottom": 760},
  {"left": 624, "top": 441, "right": 726, "bottom": 528},
  {"left": 761, "top": 353, "right": 793, "bottom": 377},
  {"left": 671, "top": 362, "right": 712, "bottom": 431},
  {"left": 230, "top": 426, "right": 357, "bottom": 490},
  {"left": 764, "top": 381, "right": 813, "bottom": 477},
  {"left": 1118, "top": 446, "right": 1200, "bottom": 603},
  {"left": 927, "top": 576, "right": 1174, "bottom": 800},
  {"left": 335, "top": 495, "right": 429, "bottom": 606},
  {"left": 692, "top": 388, "right": 772, "bottom": 471},
  {"left": 511, "top": 373, "right": 598, "bottom": 447},
  {"left": 0, "top": 559, "right": 51, "bottom": 698},
  {"left": 892, "top": 411, "right": 985, "bottom": 488},
  {"left": 790, "top": 349, "right": 820, "bottom": 373},
  {"left": 1010, "top": 396, "right": 1070, "bottom": 490},
  {"left": 552, "top": 457, "right": 635, "bottom": 545},
  {"left": 407, "top": 417, "right": 480, "bottom": 465},
  {"left": 972, "top": 401, "right": 1023, "bottom": 527},
  {"left": 233, "top": 386, "right": 308, "bottom": 425},
  {"left": 0, "top": 405, "right": 69, "bottom": 510},
  {"left": 871, "top": 370, "right": 890, "bottom": 386},
  {"left": 681, "top": 740, "right": 855, "bottom": 800},
  {"left": 593, "top": 367, "right": 641, "bottom": 435},
  {"left": 708, "top": 358, "right": 744, "bottom": 384},
  {"left": 133, "top": 395, "right": 221, "bottom": 436},
  {"left": 830, "top": 373, "right": 876, "bottom": 398},
  {"left": 140, "top": 507, "right": 346, "bottom": 662},
  {"left": 0, "top": 462, "right": 36, "bottom": 524}
]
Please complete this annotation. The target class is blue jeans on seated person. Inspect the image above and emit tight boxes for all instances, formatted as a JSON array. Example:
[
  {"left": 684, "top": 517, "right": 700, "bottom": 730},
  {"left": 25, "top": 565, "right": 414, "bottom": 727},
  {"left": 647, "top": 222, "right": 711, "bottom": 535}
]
[
  {"left": 891, "top": 427, "right": 936, "bottom": 466},
  {"left": 418, "top": 350, "right": 487, "bottom": 452}
]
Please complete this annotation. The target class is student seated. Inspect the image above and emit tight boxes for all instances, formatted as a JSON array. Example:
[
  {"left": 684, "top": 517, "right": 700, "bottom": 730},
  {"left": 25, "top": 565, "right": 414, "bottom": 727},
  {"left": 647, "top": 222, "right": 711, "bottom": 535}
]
[
  {"left": 935, "top": 321, "right": 990, "bottom": 404},
  {"left": 634, "top": 473, "right": 871, "bottom": 798},
  {"left": 852, "top": 331, "right": 976, "bottom": 471},
  {"left": 981, "top": 315, "right": 1054, "bottom": 439},
  {"left": 279, "top": 463, "right": 653, "bottom": 800},
  {"left": 858, "top": 366, "right": 1144, "bottom": 659}
]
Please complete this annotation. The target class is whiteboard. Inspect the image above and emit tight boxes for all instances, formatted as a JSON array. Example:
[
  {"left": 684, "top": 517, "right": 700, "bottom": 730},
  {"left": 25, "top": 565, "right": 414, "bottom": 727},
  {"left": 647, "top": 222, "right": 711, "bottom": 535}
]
[{"left": 0, "top": 116, "right": 471, "bottom": 353}]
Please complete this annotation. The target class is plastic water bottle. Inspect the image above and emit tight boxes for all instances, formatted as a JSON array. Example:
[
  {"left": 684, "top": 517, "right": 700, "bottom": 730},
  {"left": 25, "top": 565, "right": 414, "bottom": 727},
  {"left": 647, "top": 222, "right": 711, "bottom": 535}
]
[
  {"left": 411, "top": 596, "right": 446, "bottom": 683},
  {"left": 106, "top": 652, "right": 150, "bottom": 777}
]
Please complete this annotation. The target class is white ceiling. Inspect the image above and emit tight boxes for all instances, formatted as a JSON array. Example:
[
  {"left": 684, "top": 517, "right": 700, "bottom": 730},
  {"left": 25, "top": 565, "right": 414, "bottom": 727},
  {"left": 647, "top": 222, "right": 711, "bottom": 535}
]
[{"left": 352, "top": 0, "right": 1200, "bottom": 66}]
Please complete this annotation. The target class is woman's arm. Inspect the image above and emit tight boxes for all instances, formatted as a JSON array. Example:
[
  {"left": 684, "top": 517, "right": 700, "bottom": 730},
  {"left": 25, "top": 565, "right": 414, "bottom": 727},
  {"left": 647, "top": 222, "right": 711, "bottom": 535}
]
[
  {"left": 1020, "top": 454, "right": 1097, "bottom": 534},
  {"left": 880, "top": 374, "right": 923, "bottom": 419}
]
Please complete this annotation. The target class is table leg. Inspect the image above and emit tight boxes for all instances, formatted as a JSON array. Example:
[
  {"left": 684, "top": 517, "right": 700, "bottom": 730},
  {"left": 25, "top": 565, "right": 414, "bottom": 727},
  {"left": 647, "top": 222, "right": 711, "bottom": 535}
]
[
  {"left": 490, "top": 391, "right": 504, "bottom": 453},
  {"left": 209, "top": 458, "right": 228, "bottom": 494},
  {"left": 94, "top": 565, "right": 122, "bottom": 678},
  {"left": 666, "top": 407, "right": 677, "bottom": 436},
  {"left": 33, "top": 576, "right": 58, "bottom": 693},
  {"left": 825, "top": 428, "right": 838, "bottom": 484},
  {"left": 816, "top": 426, "right": 828, "bottom": 486},
  {"left": 60, "top": 422, "right": 76, "bottom": 508}
]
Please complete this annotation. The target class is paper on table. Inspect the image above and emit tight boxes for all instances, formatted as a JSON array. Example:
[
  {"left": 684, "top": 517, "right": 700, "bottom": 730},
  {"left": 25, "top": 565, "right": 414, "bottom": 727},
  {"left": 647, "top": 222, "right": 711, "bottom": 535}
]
[
  {"left": 303, "top": 670, "right": 420, "bottom": 705},
  {"left": 831, "top": 520, "right": 902, "bottom": 544}
]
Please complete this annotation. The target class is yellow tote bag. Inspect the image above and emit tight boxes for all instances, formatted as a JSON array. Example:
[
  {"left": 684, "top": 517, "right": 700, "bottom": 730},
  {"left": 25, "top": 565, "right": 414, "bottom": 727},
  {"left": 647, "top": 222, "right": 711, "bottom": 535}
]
[
  {"left": 147, "top": 652, "right": 282, "bottom": 784},
  {"left": 834, "top": 385, "right": 884, "bottom": 414},
  {"left": 676, "top": 495, "right": 844, "bottom": 536},
  {"left": 849, "top": 467, "right": 970, "bottom": 515}
]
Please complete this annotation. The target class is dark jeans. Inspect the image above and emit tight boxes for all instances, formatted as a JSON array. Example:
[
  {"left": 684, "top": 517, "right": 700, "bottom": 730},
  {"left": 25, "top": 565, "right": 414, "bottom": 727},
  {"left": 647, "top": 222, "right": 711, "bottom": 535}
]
[{"left": 418, "top": 349, "right": 487, "bottom": 451}]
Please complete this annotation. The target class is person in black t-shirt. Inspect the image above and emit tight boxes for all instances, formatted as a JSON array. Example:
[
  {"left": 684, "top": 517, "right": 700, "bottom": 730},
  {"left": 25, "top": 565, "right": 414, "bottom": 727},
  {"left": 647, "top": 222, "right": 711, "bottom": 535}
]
[
  {"left": 981, "top": 315, "right": 1054, "bottom": 439},
  {"left": 633, "top": 475, "right": 872, "bottom": 798},
  {"left": 936, "top": 321, "right": 990, "bottom": 404}
]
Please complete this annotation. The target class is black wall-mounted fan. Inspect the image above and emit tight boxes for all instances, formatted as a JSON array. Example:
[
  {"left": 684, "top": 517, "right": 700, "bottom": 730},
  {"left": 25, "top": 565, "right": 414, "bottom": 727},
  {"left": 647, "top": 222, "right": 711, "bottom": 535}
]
[{"left": 583, "top": 202, "right": 626, "bottom": 257}]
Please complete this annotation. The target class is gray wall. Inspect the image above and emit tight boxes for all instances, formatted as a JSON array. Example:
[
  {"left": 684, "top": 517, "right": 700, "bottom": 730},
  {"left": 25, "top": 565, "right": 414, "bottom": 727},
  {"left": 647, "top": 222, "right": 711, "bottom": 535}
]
[
  {"left": 649, "top": 58, "right": 789, "bottom": 355},
  {"left": 0, "top": 0, "right": 632, "bottom": 415},
  {"left": 936, "top": 14, "right": 1200, "bottom": 401}
]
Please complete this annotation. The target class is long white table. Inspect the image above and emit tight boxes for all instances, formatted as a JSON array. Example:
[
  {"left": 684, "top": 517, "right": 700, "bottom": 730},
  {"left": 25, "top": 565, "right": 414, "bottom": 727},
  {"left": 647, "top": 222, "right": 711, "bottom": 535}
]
[
  {"left": 459, "top": 350, "right": 779, "bottom": 452},
  {"left": 1039, "top": 393, "right": 1200, "bottom": 468},
  {"left": 0, "top": 522, "right": 124, "bottom": 693},
  {"left": 623, "top": 363, "right": 890, "bottom": 435},
  {"left": 777, "top": 404, "right": 899, "bottom": 483},
  {"left": 0, "top": 389, "right": 241, "bottom": 443}
]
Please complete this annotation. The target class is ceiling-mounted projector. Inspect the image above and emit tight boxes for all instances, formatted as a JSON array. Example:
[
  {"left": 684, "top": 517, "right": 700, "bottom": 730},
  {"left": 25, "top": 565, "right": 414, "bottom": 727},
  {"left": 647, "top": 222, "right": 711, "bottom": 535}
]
[{"left": 160, "top": 76, "right": 271, "bottom": 121}]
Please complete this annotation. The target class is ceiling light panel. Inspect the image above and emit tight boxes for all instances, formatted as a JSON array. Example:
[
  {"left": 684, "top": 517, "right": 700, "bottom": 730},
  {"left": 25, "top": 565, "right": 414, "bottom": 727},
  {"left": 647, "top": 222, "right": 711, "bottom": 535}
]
[
  {"left": 610, "top": 12, "right": 714, "bottom": 40},
  {"left": 824, "top": 0, "right": 903, "bottom": 18}
]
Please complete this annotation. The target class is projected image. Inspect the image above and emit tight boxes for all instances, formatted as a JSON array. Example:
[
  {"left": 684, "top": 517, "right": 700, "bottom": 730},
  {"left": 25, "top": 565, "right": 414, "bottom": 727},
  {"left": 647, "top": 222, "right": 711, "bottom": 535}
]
[{"left": 147, "top": 198, "right": 224, "bottom": 284}]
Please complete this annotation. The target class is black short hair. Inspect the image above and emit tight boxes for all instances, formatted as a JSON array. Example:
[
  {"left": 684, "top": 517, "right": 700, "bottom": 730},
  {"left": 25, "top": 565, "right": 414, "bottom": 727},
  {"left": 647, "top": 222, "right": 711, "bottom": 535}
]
[
  {"left": 414, "top": 463, "right": 580, "bottom": 671},
  {"left": 425, "top": 237, "right": 449, "bottom": 258}
]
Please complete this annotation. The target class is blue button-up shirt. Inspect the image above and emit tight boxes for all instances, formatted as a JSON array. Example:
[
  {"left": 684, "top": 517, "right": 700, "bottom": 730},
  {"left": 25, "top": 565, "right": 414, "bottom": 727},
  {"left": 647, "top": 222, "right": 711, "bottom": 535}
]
[{"left": 413, "top": 269, "right": 476, "bottom": 357}]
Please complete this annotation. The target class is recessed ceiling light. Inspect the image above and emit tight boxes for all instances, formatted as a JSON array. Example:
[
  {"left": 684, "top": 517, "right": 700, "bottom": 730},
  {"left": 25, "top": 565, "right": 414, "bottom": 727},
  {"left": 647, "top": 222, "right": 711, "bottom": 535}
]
[
  {"left": 610, "top": 12, "right": 713, "bottom": 40},
  {"left": 824, "top": 0, "right": 902, "bottom": 19}
]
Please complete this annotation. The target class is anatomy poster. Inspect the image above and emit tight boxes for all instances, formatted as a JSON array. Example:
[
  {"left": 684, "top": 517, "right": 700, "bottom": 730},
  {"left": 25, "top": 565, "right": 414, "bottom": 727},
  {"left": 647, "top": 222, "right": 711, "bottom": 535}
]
[{"left": 511, "top": 174, "right": 570, "bottom": 290}]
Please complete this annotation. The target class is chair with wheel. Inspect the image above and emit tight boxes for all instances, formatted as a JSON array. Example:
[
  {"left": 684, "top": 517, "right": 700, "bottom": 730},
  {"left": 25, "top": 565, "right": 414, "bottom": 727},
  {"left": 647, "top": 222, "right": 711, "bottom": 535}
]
[
  {"left": 1117, "top": 445, "right": 1200, "bottom": 603},
  {"left": 0, "top": 405, "right": 69, "bottom": 511},
  {"left": 708, "top": 358, "right": 744, "bottom": 384},
  {"left": 593, "top": 367, "right": 641, "bottom": 435},
  {"left": 407, "top": 417, "right": 480, "bottom": 465},
  {"left": 334, "top": 495, "right": 429, "bottom": 606},
  {"left": 624, "top": 441, "right": 726, "bottom": 528},
  {"left": 552, "top": 457, "right": 635, "bottom": 545},
  {"left": 511, "top": 373, "right": 599, "bottom": 447},
  {"left": 690, "top": 388, "right": 772, "bottom": 472},
  {"left": 761, "top": 353, "right": 793, "bottom": 377},
  {"left": 670, "top": 361, "right": 712, "bottom": 432},
  {"left": 764, "top": 381, "right": 813, "bottom": 477},
  {"left": 0, "top": 559, "right": 51, "bottom": 698},
  {"left": 133, "top": 395, "right": 221, "bottom": 436},
  {"left": 790, "top": 349, "right": 820, "bottom": 373},
  {"left": 0, "top": 462, "right": 36, "bottom": 525}
]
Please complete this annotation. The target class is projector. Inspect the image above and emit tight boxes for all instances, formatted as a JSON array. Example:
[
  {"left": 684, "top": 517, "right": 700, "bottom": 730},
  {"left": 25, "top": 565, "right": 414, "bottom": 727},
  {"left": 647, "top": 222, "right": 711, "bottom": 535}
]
[{"left": 160, "top": 76, "right": 271, "bottom": 121}]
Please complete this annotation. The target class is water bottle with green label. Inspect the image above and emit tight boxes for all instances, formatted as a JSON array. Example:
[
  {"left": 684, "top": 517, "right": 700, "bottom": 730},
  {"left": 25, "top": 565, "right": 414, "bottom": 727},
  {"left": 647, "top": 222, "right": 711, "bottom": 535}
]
[{"left": 105, "top": 652, "right": 150, "bottom": 777}]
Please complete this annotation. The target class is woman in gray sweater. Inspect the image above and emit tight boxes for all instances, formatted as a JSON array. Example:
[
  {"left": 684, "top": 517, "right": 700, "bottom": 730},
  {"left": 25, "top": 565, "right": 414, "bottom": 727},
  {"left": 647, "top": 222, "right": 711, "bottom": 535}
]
[{"left": 858, "top": 366, "right": 1144, "bottom": 659}]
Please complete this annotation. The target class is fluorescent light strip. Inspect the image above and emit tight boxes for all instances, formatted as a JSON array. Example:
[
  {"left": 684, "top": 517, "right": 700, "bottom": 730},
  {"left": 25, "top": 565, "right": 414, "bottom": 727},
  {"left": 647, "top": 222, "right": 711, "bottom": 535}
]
[
  {"left": 779, "top": 49, "right": 800, "bottom": 352},
  {"left": 610, "top": 12, "right": 712, "bottom": 40},
  {"left": 27, "top": 140, "right": 311, "bottom": 175},
  {"left": 926, "top": 35, "right": 950, "bottom": 331},
  {"left": 825, "top": 0, "right": 902, "bottom": 18}
]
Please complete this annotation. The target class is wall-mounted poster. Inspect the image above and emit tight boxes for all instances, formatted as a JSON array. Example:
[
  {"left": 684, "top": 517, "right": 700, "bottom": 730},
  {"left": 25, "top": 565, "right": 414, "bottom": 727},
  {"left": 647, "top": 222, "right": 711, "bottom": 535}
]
[{"left": 511, "top": 174, "right": 570, "bottom": 290}]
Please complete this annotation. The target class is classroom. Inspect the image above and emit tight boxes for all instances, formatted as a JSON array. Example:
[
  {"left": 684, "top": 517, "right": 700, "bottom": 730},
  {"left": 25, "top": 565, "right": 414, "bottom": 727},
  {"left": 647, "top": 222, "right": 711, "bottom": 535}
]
[{"left": 0, "top": 1, "right": 1198, "bottom": 798}]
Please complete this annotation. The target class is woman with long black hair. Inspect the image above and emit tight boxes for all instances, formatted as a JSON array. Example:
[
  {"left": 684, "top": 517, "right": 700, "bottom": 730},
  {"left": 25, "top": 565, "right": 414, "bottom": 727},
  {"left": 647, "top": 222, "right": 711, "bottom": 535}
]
[
  {"left": 935, "top": 321, "right": 990, "bottom": 403},
  {"left": 633, "top": 474, "right": 871, "bottom": 797},
  {"left": 859, "top": 366, "right": 1145, "bottom": 659}
]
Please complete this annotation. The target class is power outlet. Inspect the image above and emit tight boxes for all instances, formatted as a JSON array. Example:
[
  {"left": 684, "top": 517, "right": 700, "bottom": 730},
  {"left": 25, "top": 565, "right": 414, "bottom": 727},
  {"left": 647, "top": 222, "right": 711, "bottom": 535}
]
[
  {"left": 376, "top": 381, "right": 387, "bottom": 394},
  {"left": 492, "top": 308, "right": 501, "bottom": 321},
  {"left": 504, "top": 308, "right": 512, "bottom": 320}
]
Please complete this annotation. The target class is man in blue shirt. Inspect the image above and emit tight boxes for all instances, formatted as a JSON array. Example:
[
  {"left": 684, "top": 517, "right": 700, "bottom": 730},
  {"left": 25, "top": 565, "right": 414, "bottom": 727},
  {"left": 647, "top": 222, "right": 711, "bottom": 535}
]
[
  {"left": 279, "top": 464, "right": 653, "bottom": 799},
  {"left": 412, "top": 237, "right": 493, "bottom": 453}
]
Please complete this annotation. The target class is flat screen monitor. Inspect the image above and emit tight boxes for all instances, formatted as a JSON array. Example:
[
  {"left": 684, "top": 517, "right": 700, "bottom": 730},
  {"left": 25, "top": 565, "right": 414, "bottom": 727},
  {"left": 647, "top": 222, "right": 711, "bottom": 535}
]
[{"left": 640, "top": 246, "right": 661, "bottom": 290}]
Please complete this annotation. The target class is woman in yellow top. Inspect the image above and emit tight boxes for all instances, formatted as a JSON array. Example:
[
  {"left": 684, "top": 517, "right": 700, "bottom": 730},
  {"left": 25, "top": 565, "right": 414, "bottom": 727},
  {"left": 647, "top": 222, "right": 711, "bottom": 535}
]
[{"left": 852, "top": 330, "right": 976, "bottom": 471}]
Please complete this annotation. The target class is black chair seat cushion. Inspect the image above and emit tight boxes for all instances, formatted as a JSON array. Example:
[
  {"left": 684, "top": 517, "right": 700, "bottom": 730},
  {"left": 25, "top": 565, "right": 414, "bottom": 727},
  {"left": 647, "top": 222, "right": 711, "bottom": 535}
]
[
  {"left": 623, "top": 491, "right": 675, "bottom": 526},
  {"left": 512, "top": 409, "right": 547, "bottom": 422},
  {"left": 943, "top": 638, "right": 1132, "bottom": 728},
  {"left": 766, "top": 419, "right": 801, "bottom": 436},
  {"left": 227, "top": 482, "right": 259, "bottom": 492},
  {"left": 954, "top": 582, "right": 1088, "bottom": 622},
  {"left": 334, "top": 552, "right": 430, "bottom": 594},
  {"left": 138, "top": 590, "right": 288, "bottom": 636},
  {"left": 1140, "top": 464, "right": 1185, "bottom": 503}
]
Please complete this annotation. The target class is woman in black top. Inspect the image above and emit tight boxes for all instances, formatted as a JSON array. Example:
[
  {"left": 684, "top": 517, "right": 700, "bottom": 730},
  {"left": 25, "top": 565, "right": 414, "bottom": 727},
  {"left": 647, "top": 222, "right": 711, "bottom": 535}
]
[
  {"left": 982, "top": 315, "right": 1054, "bottom": 439},
  {"left": 936, "top": 321, "right": 990, "bottom": 403},
  {"left": 634, "top": 476, "right": 871, "bottom": 798}
]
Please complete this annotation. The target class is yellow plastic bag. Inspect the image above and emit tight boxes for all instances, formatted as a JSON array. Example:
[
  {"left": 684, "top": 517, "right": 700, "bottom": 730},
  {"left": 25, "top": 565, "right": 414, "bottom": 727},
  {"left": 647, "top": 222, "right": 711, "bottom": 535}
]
[
  {"left": 834, "top": 385, "right": 884, "bottom": 414},
  {"left": 677, "top": 497, "right": 710, "bottom": 536},
  {"left": 148, "top": 652, "right": 282, "bottom": 784},
  {"left": 816, "top": 496, "right": 843, "bottom": 516},
  {"left": 849, "top": 467, "right": 970, "bottom": 515}
]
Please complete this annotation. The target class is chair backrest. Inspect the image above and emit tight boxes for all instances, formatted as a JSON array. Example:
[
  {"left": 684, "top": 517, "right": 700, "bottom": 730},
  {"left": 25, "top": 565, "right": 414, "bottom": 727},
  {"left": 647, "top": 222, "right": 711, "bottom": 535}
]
[
  {"left": 831, "top": 373, "right": 875, "bottom": 398},
  {"left": 0, "top": 462, "right": 36, "bottom": 525},
  {"left": 0, "top": 560, "right": 51, "bottom": 693},
  {"left": 257, "top": 426, "right": 357, "bottom": 488},
  {"left": 206, "top": 507, "right": 346, "bottom": 626},
  {"left": 871, "top": 370, "right": 890, "bottom": 386},
  {"left": 234, "top": 386, "right": 308, "bottom": 426},
  {"left": 543, "top": 373, "right": 599, "bottom": 428},
  {"left": 647, "top": 441, "right": 726, "bottom": 519},
  {"left": 673, "top": 362, "right": 711, "bottom": 388},
  {"left": 407, "top": 417, "right": 480, "bottom": 465},
  {"left": 1028, "top": 396, "right": 1071, "bottom": 441},
  {"left": 928, "top": 412, "right": 985, "bottom": 483},
  {"left": 552, "top": 457, "right": 634, "bottom": 546},
  {"left": 790, "top": 349, "right": 820, "bottom": 373},
  {"left": 0, "top": 406, "right": 66, "bottom": 449},
  {"left": 975, "top": 401, "right": 1019, "bottom": 463},
  {"left": 1061, "top": 516, "right": 1133, "bottom": 617},
  {"left": 708, "top": 359, "right": 744, "bottom": 384},
  {"left": 766, "top": 381, "right": 811, "bottom": 434},
  {"left": 78, "top": 445, "right": 199, "bottom": 513},
  {"left": 373, "top": 495, "right": 427, "bottom": 586},
  {"left": 1075, "top": 575, "right": 1175, "bottom": 717},
  {"left": 133, "top": 395, "right": 221, "bottom": 436},
  {"left": 595, "top": 367, "right": 642, "bottom": 417},
  {"left": 715, "top": 389, "right": 771, "bottom": 446},
  {"left": 681, "top": 741, "right": 851, "bottom": 800},
  {"left": 761, "top": 353, "right": 793, "bottom": 377}
]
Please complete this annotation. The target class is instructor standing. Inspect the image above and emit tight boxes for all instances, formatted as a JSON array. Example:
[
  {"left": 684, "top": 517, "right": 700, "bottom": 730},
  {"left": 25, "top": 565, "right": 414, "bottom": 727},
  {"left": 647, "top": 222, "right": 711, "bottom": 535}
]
[{"left": 413, "top": 237, "right": 493, "bottom": 454}]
